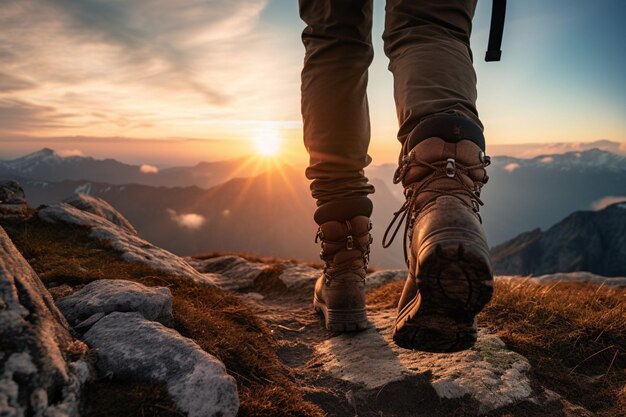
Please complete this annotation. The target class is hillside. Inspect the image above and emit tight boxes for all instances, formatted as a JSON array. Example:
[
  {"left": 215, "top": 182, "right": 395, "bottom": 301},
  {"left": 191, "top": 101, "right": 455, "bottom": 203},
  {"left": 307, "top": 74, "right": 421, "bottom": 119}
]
[
  {"left": 491, "top": 203, "right": 626, "bottom": 276},
  {"left": 1, "top": 181, "right": 624, "bottom": 417}
]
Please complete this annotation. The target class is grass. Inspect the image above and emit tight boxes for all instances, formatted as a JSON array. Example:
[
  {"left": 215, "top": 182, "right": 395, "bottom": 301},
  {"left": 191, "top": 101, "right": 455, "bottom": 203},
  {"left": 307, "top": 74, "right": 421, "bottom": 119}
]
[
  {"left": 1, "top": 214, "right": 324, "bottom": 417},
  {"left": 367, "top": 279, "right": 626, "bottom": 416}
]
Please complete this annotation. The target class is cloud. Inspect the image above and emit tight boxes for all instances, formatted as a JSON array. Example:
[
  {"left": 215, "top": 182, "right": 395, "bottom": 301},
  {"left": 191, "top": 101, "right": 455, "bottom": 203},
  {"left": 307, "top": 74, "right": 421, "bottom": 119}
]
[
  {"left": 591, "top": 196, "right": 626, "bottom": 211},
  {"left": 539, "top": 156, "right": 554, "bottom": 163},
  {"left": 0, "top": 99, "right": 75, "bottom": 134},
  {"left": 167, "top": 209, "right": 205, "bottom": 230},
  {"left": 504, "top": 162, "right": 520, "bottom": 172},
  {"left": 57, "top": 149, "right": 85, "bottom": 157},
  {"left": 0, "top": 0, "right": 300, "bottom": 138},
  {"left": 140, "top": 164, "right": 159, "bottom": 174}
]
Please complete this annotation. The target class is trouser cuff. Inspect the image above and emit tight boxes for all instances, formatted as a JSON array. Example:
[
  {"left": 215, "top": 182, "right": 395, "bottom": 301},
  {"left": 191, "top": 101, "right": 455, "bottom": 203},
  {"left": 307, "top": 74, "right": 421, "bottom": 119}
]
[
  {"left": 313, "top": 197, "right": 373, "bottom": 225},
  {"left": 404, "top": 114, "right": 485, "bottom": 154}
]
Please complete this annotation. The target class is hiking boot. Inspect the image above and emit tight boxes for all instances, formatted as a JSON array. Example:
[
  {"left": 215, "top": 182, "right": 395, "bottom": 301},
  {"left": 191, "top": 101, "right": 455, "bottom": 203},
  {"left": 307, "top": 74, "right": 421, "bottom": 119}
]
[
  {"left": 313, "top": 216, "right": 372, "bottom": 332},
  {"left": 383, "top": 137, "right": 493, "bottom": 352}
]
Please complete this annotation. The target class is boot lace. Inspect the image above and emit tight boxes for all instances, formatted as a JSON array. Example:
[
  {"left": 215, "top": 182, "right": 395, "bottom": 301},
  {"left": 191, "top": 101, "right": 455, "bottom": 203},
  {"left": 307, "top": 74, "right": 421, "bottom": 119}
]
[
  {"left": 315, "top": 220, "right": 373, "bottom": 285},
  {"left": 382, "top": 150, "right": 490, "bottom": 265}
]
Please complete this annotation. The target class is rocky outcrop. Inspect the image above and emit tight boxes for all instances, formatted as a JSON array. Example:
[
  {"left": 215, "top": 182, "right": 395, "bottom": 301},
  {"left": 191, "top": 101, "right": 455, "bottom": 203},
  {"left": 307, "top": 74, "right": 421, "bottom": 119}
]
[
  {"left": 0, "top": 226, "right": 88, "bottom": 417},
  {"left": 63, "top": 193, "right": 137, "bottom": 235},
  {"left": 0, "top": 180, "right": 27, "bottom": 218},
  {"left": 491, "top": 203, "right": 626, "bottom": 277},
  {"left": 314, "top": 310, "right": 535, "bottom": 414},
  {"left": 84, "top": 312, "right": 239, "bottom": 417},
  {"left": 187, "top": 255, "right": 272, "bottom": 291},
  {"left": 57, "top": 279, "right": 173, "bottom": 328},
  {"left": 38, "top": 204, "right": 214, "bottom": 284}
]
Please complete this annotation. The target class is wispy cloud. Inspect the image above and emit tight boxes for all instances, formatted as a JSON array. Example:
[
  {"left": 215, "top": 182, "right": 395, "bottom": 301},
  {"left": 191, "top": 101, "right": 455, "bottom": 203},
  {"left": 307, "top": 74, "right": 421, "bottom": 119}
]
[
  {"left": 140, "top": 164, "right": 159, "bottom": 174},
  {"left": 0, "top": 0, "right": 299, "bottom": 138},
  {"left": 503, "top": 162, "right": 520, "bottom": 172},
  {"left": 591, "top": 196, "right": 626, "bottom": 211},
  {"left": 167, "top": 209, "right": 206, "bottom": 230},
  {"left": 57, "top": 149, "right": 85, "bottom": 157}
]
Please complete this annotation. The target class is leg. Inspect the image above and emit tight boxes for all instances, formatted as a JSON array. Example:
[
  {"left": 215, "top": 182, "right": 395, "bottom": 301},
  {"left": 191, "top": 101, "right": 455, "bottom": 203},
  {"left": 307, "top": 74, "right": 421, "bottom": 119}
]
[
  {"left": 382, "top": 0, "right": 493, "bottom": 352},
  {"left": 299, "top": 0, "right": 375, "bottom": 332},
  {"left": 300, "top": 0, "right": 375, "bottom": 223},
  {"left": 383, "top": 0, "right": 485, "bottom": 156}
]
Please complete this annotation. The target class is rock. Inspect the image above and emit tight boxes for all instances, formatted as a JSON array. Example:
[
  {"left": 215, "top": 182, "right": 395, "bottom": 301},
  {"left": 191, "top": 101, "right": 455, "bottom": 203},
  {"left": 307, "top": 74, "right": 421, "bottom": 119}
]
[
  {"left": 0, "top": 226, "right": 86, "bottom": 417},
  {"left": 57, "top": 279, "right": 173, "bottom": 328},
  {"left": 278, "top": 264, "right": 319, "bottom": 289},
  {"left": 366, "top": 269, "right": 407, "bottom": 289},
  {"left": 314, "top": 310, "right": 536, "bottom": 414},
  {"left": 63, "top": 193, "right": 137, "bottom": 235},
  {"left": 188, "top": 256, "right": 271, "bottom": 291},
  {"left": 0, "top": 180, "right": 27, "bottom": 217},
  {"left": 84, "top": 312, "right": 239, "bottom": 417},
  {"left": 38, "top": 204, "right": 213, "bottom": 285}
]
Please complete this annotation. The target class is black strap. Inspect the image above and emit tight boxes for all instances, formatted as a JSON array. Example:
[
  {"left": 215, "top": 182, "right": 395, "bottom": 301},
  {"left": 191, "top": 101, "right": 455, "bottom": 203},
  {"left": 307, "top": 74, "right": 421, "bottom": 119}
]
[{"left": 485, "top": 0, "right": 506, "bottom": 62}]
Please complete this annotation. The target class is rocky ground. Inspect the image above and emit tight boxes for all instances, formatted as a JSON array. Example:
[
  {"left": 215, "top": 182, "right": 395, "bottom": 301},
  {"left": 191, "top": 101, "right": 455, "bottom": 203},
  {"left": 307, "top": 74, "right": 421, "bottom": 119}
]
[{"left": 1, "top": 180, "right": 624, "bottom": 417}]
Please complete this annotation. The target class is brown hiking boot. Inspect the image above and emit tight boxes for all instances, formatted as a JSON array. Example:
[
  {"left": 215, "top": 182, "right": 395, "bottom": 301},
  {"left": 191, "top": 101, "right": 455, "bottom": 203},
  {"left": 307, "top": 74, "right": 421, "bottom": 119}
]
[
  {"left": 383, "top": 137, "right": 493, "bottom": 352},
  {"left": 313, "top": 216, "right": 372, "bottom": 332}
]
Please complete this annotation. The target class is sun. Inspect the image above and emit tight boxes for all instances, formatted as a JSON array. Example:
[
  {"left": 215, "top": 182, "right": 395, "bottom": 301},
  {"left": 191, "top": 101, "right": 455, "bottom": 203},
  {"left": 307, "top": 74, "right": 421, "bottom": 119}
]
[{"left": 253, "top": 129, "right": 282, "bottom": 157}]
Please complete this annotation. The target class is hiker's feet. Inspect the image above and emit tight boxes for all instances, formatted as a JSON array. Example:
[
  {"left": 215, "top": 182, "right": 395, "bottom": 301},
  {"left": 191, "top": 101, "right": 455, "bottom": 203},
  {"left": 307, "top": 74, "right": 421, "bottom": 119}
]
[
  {"left": 313, "top": 216, "right": 372, "bottom": 332},
  {"left": 384, "top": 137, "right": 493, "bottom": 352}
]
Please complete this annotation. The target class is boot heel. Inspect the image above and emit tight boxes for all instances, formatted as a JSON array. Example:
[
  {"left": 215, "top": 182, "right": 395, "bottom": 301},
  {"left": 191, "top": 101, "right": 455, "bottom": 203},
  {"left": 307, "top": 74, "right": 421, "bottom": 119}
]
[{"left": 314, "top": 297, "right": 368, "bottom": 332}]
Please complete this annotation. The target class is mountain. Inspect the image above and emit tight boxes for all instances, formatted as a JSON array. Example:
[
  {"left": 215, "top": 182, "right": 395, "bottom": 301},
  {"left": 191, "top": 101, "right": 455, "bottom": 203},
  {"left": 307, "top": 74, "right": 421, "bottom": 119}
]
[
  {"left": 15, "top": 167, "right": 406, "bottom": 268},
  {"left": 4, "top": 147, "right": 626, "bottom": 266},
  {"left": 479, "top": 149, "right": 626, "bottom": 244},
  {"left": 491, "top": 202, "right": 626, "bottom": 276},
  {"left": 0, "top": 148, "right": 248, "bottom": 189}
]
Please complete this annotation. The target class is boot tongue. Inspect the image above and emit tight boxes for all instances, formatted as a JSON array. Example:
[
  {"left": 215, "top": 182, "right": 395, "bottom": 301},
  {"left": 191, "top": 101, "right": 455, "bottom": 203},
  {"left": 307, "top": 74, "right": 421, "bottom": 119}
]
[{"left": 400, "top": 138, "right": 487, "bottom": 210}]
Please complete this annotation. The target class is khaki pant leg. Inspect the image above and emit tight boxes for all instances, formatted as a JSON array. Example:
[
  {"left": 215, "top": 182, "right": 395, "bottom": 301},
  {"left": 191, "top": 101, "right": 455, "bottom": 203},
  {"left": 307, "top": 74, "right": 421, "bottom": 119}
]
[
  {"left": 299, "top": 0, "right": 376, "bottom": 214},
  {"left": 383, "top": 0, "right": 483, "bottom": 153}
]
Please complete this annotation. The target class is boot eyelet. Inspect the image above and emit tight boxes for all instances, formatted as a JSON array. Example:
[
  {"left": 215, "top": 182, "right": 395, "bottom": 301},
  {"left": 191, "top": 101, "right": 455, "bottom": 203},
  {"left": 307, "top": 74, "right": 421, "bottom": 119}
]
[
  {"left": 346, "top": 235, "right": 354, "bottom": 250},
  {"left": 445, "top": 158, "right": 456, "bottom": 177}
]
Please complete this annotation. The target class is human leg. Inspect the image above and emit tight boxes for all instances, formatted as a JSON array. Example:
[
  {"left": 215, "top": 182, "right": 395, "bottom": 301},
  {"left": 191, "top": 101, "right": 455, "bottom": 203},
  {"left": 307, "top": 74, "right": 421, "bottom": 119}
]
[{"left": 382, "top": 0, "right": 493, "bottom": 351}]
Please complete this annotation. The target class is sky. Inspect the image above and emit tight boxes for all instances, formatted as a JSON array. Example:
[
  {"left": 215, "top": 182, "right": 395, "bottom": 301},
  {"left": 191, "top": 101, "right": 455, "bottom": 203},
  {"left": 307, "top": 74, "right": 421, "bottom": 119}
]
[{"left": 0, "top": 0, "right": 625, "bottom": 165}]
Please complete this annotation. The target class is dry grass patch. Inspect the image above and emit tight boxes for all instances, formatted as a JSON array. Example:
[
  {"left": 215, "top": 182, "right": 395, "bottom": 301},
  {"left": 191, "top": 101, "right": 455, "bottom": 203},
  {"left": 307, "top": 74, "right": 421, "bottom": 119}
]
[
  {"left": 366, "top": 278, "right": 625, "bottom": 416},
  {"left": 481, "top": 280, "right": 625, "bottom": 417},
  {"left": 1, "top": 215, "right": 324, "bottom": 417}
]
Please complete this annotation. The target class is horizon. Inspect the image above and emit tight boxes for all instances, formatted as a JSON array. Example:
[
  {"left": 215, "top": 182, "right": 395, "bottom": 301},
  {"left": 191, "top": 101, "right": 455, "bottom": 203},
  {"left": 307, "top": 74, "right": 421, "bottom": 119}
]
[
  {"left": 1, "top": 0, "right": 625, "bottom": 165},
  {"left": 1, "top": 138, "right": 626, "bottom": 168}
]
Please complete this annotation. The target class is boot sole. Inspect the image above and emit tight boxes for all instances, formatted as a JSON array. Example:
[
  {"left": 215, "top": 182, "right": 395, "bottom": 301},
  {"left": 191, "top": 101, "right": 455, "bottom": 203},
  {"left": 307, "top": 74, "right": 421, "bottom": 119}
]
[
  {"left": 313, "top": 295, "right": 368, "bottom": 332},
  {"left": 393, "top": 240, "right": 493, "bottom": 353}
]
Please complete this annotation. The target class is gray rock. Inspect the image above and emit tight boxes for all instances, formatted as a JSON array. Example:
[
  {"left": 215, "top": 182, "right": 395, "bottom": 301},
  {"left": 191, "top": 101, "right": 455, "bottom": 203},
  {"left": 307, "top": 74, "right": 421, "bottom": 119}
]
[
  {"left": 188, "top": 256, "right": 271, "bottom": 291},
  {"left": 278, "top": 264, "right": 319, "bottom": 289},
  {"left": 57, "top": 279, "right": 173, "bottom": 328},
  {"left": 84, "top": 312, "right": 238, "bottom": 417},
  {"left": 0, "top": 180, "right": 27, "bottom": 218},
  {"left": 366, "top": 269, "right": 407, "bottom": 288},
  {"left": 64, "top": 193, "right": 138, "bottom": 235},
  {"left": 314, "top": 310, "right": 536, "bottom": 414},
  {"left": 0, "top": 180, "right": 26, "bottom": 204},
  {"left": 0, "top": 226, "right": 86, "bottom": 417},
  {"left": 38, "top": 204, "right": 213, "bottom": 285}
]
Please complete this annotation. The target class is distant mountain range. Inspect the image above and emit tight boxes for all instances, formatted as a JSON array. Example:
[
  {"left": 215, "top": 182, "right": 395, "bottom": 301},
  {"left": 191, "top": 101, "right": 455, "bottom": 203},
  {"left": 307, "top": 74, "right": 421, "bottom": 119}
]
[
  {"left": 2, "top": 147, "right": 626, "bottom": 268},
  {"left": 0, "top": 148, "right": 248, "bottom": 189},
  {"left": 491, "top": 203, "right": 626, "bottom": 277}
]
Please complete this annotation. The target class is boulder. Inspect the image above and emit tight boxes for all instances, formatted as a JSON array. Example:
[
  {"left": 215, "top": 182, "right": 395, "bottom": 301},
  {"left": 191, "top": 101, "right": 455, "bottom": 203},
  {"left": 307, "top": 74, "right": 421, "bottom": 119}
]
[
  {"left": 0, "top": 180, "right": 27, "bottom": 217},
  {"left": 277, "top": 264, "right": 319, "bottom": 289},
  {"left": 188, "top": 256, "right": 271, "bottom": 291},
  {"left": 0, "top": 226, "right": 87, "bottom": 417},
  {"left": 63, "top": 193, "right": 137, "bottom": 235},
  {"left": 57, "top": 279, "right": 173, "bottom": 328},
  {"left": 84, "top": 312, "right": 239, "bottom": 417},
  {"left": 366, "top": 269, "right": 407, "bottom": 289},
  {"left": 38, "top": 204, "right": 213, "bottom": 285}
]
